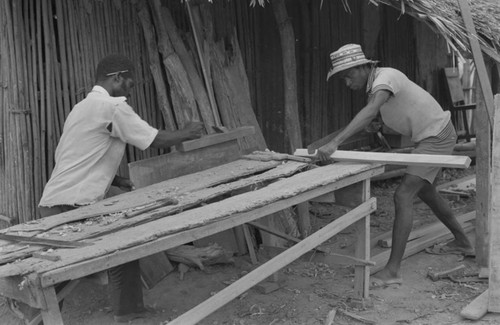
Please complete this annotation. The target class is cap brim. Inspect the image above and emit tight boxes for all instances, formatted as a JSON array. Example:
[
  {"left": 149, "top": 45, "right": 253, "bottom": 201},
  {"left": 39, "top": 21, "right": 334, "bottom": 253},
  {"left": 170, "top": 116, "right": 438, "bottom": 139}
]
[{"left": 326, "top": 59, "right": 378, "bottom": 81}]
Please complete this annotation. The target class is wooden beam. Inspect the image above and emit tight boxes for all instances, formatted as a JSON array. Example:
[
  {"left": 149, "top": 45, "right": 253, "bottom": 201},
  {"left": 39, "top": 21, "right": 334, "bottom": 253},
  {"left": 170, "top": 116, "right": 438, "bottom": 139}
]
[
  {"left": 167, "top": 198, "right": 376, "bottom": 325},
  {"left": 176, "top": 126, "right": 255, "bottom": 152},
  {"left": 294, "top": 149, "right": 471, "bottom": 169},
  {"left": 488, "top": 95, "right": 500, "bottom": 312},
  {"left": 457, "top": 0, "right": 495, "bottom": 126}
]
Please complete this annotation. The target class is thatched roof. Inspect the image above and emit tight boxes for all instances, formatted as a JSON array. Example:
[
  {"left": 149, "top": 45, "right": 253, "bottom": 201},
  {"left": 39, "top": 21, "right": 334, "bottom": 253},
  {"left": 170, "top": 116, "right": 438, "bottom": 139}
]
[{"left": 369, "top": 0, "right": 500, "bottom": 61}]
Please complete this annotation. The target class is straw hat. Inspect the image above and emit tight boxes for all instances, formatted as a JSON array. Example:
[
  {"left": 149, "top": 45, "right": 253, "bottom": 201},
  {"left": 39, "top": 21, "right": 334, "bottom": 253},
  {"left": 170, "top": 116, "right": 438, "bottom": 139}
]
[{"left": 326, "top": 44, "right": 377, "bottom": 80}]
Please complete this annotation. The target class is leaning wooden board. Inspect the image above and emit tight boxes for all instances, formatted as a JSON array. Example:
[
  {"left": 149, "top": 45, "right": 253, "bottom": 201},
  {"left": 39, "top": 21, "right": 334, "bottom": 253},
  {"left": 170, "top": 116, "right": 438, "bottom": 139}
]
[
  {"left": 294, "top": 149, "right": 471, "bottom": 169},
  {"left": 0, "top": 162, "right": 383, "bottom": 281}
]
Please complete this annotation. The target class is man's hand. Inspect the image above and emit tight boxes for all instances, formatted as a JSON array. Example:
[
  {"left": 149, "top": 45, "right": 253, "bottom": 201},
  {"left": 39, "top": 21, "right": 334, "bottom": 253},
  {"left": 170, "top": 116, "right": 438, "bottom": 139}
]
[
  {"left": 316, "top": 141, "right": 338, "bottom": 162},
  {"left": 182, "top": 121, "right": 204, "bottom": 140},
  {"left": 112, "top": 175, "right": 135, "bottom": 192}
]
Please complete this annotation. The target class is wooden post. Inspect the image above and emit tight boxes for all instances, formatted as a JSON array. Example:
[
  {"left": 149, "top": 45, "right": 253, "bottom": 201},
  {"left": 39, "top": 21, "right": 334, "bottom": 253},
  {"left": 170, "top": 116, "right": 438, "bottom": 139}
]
[
  {"left": 40, "top": 286, "right": 64, "bottom": 325},
  {"left": 488, "top": 95, "right": 500, "bottom": 312},
  {"left": 457, "top": 0, "right": 496, "bottom": 267},
  {"left": 354, "top": 180, "right": 370, "bottom": 298}
]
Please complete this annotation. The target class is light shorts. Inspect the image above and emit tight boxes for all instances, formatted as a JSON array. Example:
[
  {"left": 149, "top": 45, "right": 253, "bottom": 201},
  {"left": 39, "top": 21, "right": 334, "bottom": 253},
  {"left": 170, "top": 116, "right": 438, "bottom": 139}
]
[{"left": 406, "top": 120, "right": 457, "bottom": 184}]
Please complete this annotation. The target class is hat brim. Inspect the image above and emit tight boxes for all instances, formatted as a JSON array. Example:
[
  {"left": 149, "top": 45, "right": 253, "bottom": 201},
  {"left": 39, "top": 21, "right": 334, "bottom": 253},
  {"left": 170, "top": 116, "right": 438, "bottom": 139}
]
[{"left": 326, "top": 59, "right": 378, "bottom": 81}]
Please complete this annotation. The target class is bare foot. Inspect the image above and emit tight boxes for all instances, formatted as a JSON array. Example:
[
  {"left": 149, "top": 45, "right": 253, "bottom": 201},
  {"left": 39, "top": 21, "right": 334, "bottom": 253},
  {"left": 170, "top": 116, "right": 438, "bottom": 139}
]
[{"left": 370, "top": 268, "right": 402, "bottom": 289}]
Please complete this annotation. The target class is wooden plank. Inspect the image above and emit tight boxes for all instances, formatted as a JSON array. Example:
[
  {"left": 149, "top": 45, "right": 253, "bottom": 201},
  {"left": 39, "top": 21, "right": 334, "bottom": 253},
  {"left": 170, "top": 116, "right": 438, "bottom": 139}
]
[
  {"left": 176, "top": 126, "right": 255, "bottom": 152},
  {"left": 0, "top": 233, "right": 91, "bottom": 248},
  {"left": 461, "top": 290, "right": 489, "bottom": 320},
  {"left": 34, "top": 165, "right": 384, "bottom": 287},
  {"left": 167, "top": 199, "right": 377, "bottom": 325},
  {"left": 6, "top": 159, "right": 282, "bottom": 233},
  {"left": 130, "top": 140, "right": 242, "bottom": 189},
  {"left": 293, "top": 149, "right": 471, "bottom": 169},
  {"left": 488, "top": 95, "right": 500, "bottom": 312},
  {"left": 0, "top": 161, "right": 308, "bottom": 265}
]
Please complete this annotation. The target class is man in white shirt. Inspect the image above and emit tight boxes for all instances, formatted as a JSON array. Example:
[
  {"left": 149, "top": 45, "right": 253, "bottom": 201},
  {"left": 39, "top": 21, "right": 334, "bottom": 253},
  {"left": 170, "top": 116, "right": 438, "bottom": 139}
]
[
  {"left": 316, "top": 44, "right": 473, "bottom": 288},
  {"left": 38, "top": 54, "right": 204, "bottom": 322}
]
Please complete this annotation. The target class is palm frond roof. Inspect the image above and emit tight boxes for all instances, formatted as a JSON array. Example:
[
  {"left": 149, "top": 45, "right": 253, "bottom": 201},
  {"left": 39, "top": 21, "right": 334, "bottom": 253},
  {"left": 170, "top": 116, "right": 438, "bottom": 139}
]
[{"left": 369, "top": 0, "right": 500, "bottom": 61}]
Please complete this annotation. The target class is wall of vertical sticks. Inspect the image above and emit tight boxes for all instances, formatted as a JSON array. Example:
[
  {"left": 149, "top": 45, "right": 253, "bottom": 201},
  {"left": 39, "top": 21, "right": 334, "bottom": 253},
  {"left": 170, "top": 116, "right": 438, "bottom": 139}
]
[{"left": 0, "top": 0, "right": 450, "bottom": 225}]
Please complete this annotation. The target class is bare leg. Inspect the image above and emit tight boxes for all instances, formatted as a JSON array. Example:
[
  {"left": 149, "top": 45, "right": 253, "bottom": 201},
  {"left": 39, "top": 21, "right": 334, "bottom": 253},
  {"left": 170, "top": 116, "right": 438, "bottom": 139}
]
[
  {"left": 374, "top": 174, "right": 426, "bottom": 283},
  {"left": 417, "top": 182, "right": 473, "bottom": 249}
]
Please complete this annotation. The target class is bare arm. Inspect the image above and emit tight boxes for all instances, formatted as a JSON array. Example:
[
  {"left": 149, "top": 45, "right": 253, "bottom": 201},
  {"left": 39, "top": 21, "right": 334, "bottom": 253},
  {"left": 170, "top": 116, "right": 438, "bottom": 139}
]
[
  {"left": 149, "top": 121, "right": 204, "bottom": 149},
  {"left": 316, "top": 90, "right": 391, "bottom": 161}
]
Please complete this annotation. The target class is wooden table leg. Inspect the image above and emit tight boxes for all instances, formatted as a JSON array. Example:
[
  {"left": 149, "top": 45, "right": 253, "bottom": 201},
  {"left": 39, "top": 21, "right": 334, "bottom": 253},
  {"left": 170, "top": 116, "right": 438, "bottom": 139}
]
[
  {"left": 297, "top": 202, "right": 311, "bottom": 238},
  {"left": 39, "top": 286, "right": 64, "bottom": 325},
  {"left": 242, "top": 224, "right": 258, "bottom": 264},
  {"left": 354, "top": 179, "right": 371, "bottom": 299}
]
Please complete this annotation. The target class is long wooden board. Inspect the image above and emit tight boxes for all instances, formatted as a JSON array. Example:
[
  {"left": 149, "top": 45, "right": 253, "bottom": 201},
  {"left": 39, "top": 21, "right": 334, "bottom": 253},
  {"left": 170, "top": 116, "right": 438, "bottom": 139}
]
[
  {"left": 167, "top": 199, "right": 377, "bottom": 325},
  {"left": 0, "top": 163, "right": 382, "bottom": 279},
  {"left": 4, "top": 159, "right": 283, "bottom": 234},
  {"left": 294, "top": 149, "right": 471, "bottom": 169}
]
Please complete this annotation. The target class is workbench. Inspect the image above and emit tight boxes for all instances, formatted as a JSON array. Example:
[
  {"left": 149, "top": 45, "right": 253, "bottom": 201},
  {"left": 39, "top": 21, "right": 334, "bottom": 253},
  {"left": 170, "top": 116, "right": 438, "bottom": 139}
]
[{"left": 0, "top": 145, "right": 383, "bottom": 324}]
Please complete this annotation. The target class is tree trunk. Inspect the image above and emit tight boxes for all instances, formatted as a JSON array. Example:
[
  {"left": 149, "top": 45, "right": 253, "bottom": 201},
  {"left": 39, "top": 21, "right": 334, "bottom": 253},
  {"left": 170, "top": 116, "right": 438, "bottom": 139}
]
[{"left": 272, "top": 0, "right": 302, "bottom": 152}]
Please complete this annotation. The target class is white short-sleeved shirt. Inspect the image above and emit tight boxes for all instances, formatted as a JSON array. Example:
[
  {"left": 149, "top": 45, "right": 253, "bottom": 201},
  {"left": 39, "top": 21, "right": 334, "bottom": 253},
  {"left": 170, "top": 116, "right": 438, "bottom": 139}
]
[
  {"left": 39, "top": 86, "right": 159, "bottom": 207},
  {"left": 367, "top": 67, "right": 450, "bottom": 143}
]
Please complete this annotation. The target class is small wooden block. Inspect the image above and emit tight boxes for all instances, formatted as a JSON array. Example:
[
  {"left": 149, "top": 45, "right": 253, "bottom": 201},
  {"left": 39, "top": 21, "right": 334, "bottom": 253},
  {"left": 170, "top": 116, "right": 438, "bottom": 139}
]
[{"left": 461, "top": 290, "right": 489, "bottom": 320}]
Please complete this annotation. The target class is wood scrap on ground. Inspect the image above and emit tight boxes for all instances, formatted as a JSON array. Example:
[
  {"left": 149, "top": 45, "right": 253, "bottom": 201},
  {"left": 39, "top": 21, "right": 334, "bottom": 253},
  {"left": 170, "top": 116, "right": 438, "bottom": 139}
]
[
  {"left": 460, "top": 289, "right": 489, "bottom": 320},
  {"left": 324, "top": 308, "right": 336, "bottom": 325}
]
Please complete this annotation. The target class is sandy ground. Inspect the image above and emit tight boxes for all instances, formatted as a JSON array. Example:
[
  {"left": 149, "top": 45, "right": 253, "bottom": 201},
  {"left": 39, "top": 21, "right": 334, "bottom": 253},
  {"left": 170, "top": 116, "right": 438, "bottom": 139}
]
[{"left": 4, "top": 167, "right": 498, "bottom": 325}]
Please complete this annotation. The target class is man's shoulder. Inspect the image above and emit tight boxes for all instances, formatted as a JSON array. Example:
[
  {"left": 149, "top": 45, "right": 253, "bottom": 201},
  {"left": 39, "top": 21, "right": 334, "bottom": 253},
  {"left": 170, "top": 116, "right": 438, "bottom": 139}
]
[{"left": 375, "top": 67, "right": 406, "bottom": 79}]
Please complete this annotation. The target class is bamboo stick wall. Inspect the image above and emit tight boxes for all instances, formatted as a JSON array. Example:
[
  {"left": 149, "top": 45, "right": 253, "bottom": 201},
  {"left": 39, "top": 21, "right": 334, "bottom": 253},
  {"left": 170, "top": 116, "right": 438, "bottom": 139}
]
[{"left": 0, "top": 0, "right": 167, "bottom": 224}]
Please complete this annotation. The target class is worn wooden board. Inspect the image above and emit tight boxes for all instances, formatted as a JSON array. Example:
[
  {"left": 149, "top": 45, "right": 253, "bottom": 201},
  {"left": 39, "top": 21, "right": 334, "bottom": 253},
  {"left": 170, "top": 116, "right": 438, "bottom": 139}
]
[
  {"left": 4, "top": 160, "right": 282, "bottom": 234},
  {"left": 37, "top": 165, "right": 383, "bottom": 287},
  {"left": 175, "top": 126, "right": 255, "bottom": 152},
  {"left": 0, "top": 163, "right": 382, "bottom": 279},
  {"left": 0, "top": 161, "right": 308, "bottom": 265},
  {"left": 294, "top": 149, "right": 471, "bottom": 169}
]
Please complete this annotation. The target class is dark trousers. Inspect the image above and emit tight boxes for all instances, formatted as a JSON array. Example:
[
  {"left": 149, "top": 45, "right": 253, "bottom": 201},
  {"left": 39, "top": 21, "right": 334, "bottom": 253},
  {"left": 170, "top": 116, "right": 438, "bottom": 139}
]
[{"left": 39, "top": 205, "right": 144, "bottom": 316}]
